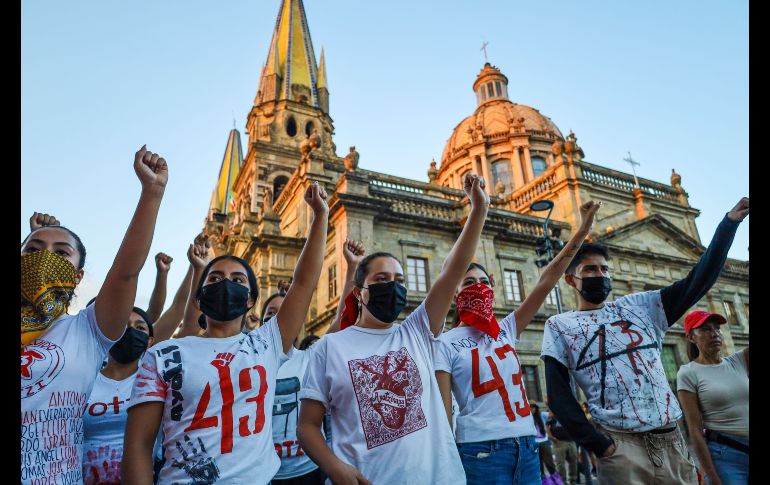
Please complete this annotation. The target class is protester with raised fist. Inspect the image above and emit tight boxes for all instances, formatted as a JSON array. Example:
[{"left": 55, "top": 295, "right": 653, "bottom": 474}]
[
  {"left": 541, "top": 197, "right": 749, "bottom": 484},
  {"left": 297, "top": 173, "right": 490, "bottom": 485},
  {"left": 434, "top": 200, "right": 600, "bottom": 485},
  {"left": 21, "top": 145, "right": 169, "bottom": 485},
  {"left": 123, "top": 182, "right": 329, "bottom": 485}
]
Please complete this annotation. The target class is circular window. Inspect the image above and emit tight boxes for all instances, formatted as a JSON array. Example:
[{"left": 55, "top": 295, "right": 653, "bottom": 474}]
[
  {"left": 286, "top": 116, "right": 298, "bottom": 137},
  {"left": 305, "top": 121, "right": 315, "bottom": 137}
]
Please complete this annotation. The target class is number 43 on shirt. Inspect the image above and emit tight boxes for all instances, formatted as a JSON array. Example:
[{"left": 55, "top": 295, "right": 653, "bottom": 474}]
[
  {"left": 185, "top": 353, "right": 268, "bottom": 454},
  {"left": 471, "top": 345, "right": 531, "bottom": 421}
]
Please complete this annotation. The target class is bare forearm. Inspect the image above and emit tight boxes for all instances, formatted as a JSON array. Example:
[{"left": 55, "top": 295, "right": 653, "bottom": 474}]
[
  {"left": 426, "top": 205, "right": 488, "bottom": 333},
  {"left": 178, "top": 266, "right": 204, "bottom": 337},
  {"left": 97, "top": 191, "right": 164, "bottom": 339},
  {"left": 152, "top": 265, "right": 194, "bottom": 343},
  {"left": 297, "top": 422, "right": 344, "bottom": 476},
  {"left": 292, "top": 214, "right": 329, "bottom": 290},
  {"left": 147, "top": 271, "right": 169, "bottom": 322},
  {"left": 329, "top": 265, "right": 357, "bottom": 333},
  {"left": 689, "top": 432, "right": 720, "bottom": 482},
  {"left": 122, "top": 444, "right": 155, "bottom": 485}
]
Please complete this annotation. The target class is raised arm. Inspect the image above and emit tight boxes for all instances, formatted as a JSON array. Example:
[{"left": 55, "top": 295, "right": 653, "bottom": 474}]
[
  {"left": 514, "top": 201, "right": 600, "bottom": 337},
  {"left": 424, "top": 174, "right": 489, "bottom": 336},
  {"left": 123, "top": 402, "right": 164, "bottom": 485},
  {"left": 95, "top": 146, "right": 168, "bottom": 340},
  {"left": 151, "top": 263, "right": 194, "bottom": 343},
  {"left": 146, "top": 252, "right": 172, "bottom": 322},
  {"left": 678, "top": 390, "right": 723, "bottom": 485},
  {"left": 276, "top": 182, "right": 329, "bottom": 352},
  {"left": 327, "top": 239, "right": 365, "bottom": 334},
  {"left": 178, "top": 234, "right": 212, "bottom": 338},
  {"left": 660, "top": 197, "right": 748, "bottom": 326}
]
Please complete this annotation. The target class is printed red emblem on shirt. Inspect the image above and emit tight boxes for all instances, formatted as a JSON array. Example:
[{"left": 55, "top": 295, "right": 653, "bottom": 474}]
[
  {"left": 348, "top": 347, "right": 427, "bottom": 449},
  {"left": 20, "top": 339, "right": 65, "bottom": 399}
]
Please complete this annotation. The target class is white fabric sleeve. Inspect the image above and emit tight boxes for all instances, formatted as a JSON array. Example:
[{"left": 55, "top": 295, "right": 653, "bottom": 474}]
[
  {"left": 499, "top": 312, "right": 520, "bottom": 345},
  {"left": 616, "top": 291, "right": 668, "bottom": 335},
  {"left": 84, "top": 302, "right": 123, "bottom": 354},
  {"left": 129, "top": 349, "right": 167, "bottom": 408},
  {"left": 434, "top": 338, "right": 453, "bottom": 373},
  {"left": 540, "top": 317, "right": 571, "bottom": 368},
  {"left": 299, "top": 337, "right": 331, "bottom": 409},
  {"left": 259, "top": 315, "right": 293, "bottom": 367},
  {"left": 400, "top": 301, "right": 440, "bottom": 362},
  {"left": 676, "top": 365, "right": 698, "bottom": 394}
]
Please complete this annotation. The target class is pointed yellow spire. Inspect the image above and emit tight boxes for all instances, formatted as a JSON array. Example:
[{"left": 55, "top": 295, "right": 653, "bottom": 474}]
[
  {"left": 317, "top": 47, "right": 327, "bottom": 89},
  {"left": 260, "top": 0, "right": 323, "bottom": 108},
  {"left": 210, "top": 128, "right": 244, "bottom": 215}
]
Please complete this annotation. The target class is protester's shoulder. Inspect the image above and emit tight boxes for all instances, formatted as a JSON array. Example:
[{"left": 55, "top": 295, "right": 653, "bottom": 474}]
[
  {"left": 437, "top": 325, "right": 464, "bottom": 342},
  {"left": 725, "top": 350, "right": 748, "bottom": 370},
  {"left": 544, "top": 311, "right": 582, "bottom": 331}
]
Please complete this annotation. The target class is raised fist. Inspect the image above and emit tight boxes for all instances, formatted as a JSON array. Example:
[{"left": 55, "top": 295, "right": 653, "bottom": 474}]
[
  {"left": 134, "top": 145, "right": 169, "bottom": 196},
  {"left": 304, "top": 181, "right": 329, "bottom": 215},
  {"left": 155, "top": 252, "right": 173, "bottom": 273},
  {"left": 29, "top": 212, "right": 60, "bottom": 231},
  {"left": 578, "top": 200, "right": 602, "bottom": 232},
  {"left": 463, "top": 173, "right": 490, "bottom": 209},
  {"left": 727, "top": 197, "right": 749, "bottom": 222},
  {"left": 343, "top": 239, "right": 366, "bottom": 268}
]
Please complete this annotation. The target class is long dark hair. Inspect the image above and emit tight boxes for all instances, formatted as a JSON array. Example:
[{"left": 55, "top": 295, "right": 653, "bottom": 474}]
[{"left": 531, "top": 403, "right": 545, "bottom": 435}]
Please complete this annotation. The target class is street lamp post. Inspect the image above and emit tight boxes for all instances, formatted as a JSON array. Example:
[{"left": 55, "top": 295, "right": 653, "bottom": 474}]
[{"left": 529, "top": 200, "right": 563, "bottom": 314}]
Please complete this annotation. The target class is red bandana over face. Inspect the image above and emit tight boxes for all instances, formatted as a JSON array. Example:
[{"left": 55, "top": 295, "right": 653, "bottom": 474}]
[{"left": 456, "top": 283, "right": 499, "bottom": 339}]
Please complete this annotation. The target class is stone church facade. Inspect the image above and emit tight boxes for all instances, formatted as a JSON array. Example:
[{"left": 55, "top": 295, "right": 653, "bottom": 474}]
[{"left": 204, "top": 0, "right": 748, "bottom": 400}]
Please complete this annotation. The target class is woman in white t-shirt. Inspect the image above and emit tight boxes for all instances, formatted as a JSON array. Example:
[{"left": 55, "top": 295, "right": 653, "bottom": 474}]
[
  {"left": 20, "top": 146, "right": 169, "bottom": 485},
  {"left": 82, "top": 307, "right": 157, "bottom": 485},
  {"left": 123, "top": 182, "right": 329, "bottom": 485},
  {"left": 297, "top": 174, "right": 489, "bottom": 485},
  {"left": 434, "top": 200, "right": 599, "bottom": 485}
]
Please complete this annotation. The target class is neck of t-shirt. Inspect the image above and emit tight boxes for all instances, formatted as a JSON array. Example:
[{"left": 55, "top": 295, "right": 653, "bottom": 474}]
[
  {"left": 101, "top": 357, "right": 140, "bottom": 381},
  {"left": 576, "top": 299, "right": 606, "bottom": 312},
  {"left": 204, "top": 319, "right": 246, "bottom": 338},
  {"left": 694, "top": 352, "right": 723, "bottom": 365},
  {"left": 357, "top": 316, "right": 396, "bottom": 331}
]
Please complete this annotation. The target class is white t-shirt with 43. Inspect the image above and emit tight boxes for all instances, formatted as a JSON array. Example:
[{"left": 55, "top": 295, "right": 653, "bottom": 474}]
[
  {"left": 301, "top": 302, "right": 465, "bottom": 485},
  {"left": 129, "top": 316, "right": 291, "bottom": 484},
  {"left": 435, "top": 313, "right": 537, "bottom": 443},
  {"left": 21, "top": 304, "right": 118, "bottom": 485},
  {"left": 541, "top": 291, "right": 681, "bottom": 432}
]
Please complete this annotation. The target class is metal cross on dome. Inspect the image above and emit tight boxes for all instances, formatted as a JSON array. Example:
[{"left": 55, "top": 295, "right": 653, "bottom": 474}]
[{"left": 480, "top": 41, "right": 489, "bottom": 62}]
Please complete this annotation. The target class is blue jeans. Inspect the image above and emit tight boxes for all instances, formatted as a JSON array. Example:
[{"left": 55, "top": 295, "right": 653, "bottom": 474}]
[
  {"left": 457, "top": 436, "right": 541, "bottom": 485},
  {"left": 706, "top": 434, "right": 749, "bottom": 485}
]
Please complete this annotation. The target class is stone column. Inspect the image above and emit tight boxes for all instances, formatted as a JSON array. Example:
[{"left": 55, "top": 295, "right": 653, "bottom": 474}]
[
  {"left": 480, "top": 153, "right": 493, "bottom": 191},
  {"left": 522, "top": 147, "right": 535, "bottom": 182},
  {"left": 510, "top": 146, "right": 525, "bottom": 189}
]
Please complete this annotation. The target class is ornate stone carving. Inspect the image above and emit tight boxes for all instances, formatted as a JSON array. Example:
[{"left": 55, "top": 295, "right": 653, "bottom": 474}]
[
  {"left": 344, "top": 146, "right": 360, "bottom": 171},
  {"left": 551, "top": 140, "right": 564, "bottom": 156},
  {"left": 495, "top": 179, "right": 505, "bottom": 195},
  {"left": 427, "top": 159, "right": 439, "bottom": 183},
  {"left": 299, "top": 129, "right": 322, "bottom": 163}
]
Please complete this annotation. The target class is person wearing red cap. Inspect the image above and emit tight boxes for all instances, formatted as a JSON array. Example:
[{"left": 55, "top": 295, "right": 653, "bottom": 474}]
[
  {"left": 540, "top": 197, "right": 748, "bottom": 485},
  {"left": 678, "top": 311, "right": 749, "bottom": 485}
]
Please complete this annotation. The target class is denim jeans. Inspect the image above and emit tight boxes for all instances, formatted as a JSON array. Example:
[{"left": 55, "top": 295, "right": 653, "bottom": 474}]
[
  {"left": 457, "top": 435, "right": 541, "bottom": 485},
  {"left": 706, "top": 433, "right": 749, "bottom": 485}
]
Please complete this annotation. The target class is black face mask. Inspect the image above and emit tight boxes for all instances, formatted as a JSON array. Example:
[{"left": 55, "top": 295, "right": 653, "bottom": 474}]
[
  {"left": 198, "top": 279, "right": 251, "bottom": 323},
  {"left": 109, "top": 327, "right": 150, "bottom": 364},
  {"left": 363, "top": 281, "right": 407, "bottom": 323},
  {"left": 576, "top": 276, "right": 612, "bottom": 304}
]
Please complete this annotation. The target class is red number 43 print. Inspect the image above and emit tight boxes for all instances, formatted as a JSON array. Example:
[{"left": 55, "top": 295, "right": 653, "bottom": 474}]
[
  {"left": 471, "top": 345, "right": 531, "bottom": 421},
  {"left": 184, "top": 353, "right": 268, "bottom": 454}
]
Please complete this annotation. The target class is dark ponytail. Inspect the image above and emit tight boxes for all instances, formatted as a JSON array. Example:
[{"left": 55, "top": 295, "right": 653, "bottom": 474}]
[{"left": 687, "top": 341, "right": 700, "bottom": 361}]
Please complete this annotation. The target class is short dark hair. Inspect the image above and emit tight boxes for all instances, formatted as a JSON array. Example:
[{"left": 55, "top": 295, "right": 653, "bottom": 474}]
[
  {"left": 466, "top": 262, "right": 490, "bottom": 279},
  {"left": 195, "top": 255, "right": 259, "bottom": 302},
  {"left": 566, "top": 243, "right": 610, "bottom": 275},
  {"left": 298, "top": 334, "right": 320, "bottom": 350},
  {"left": 354, "top": 252, "right": 399, "bottom": 287},
  {"left": 23, "top": 226, "right": 87, "bottom": 270},
  {"left": 131, "top": 307, "right": 154, "bottom": 337},
  {"left": 261, "top": 290, "right": 287, "bottom": 321}
]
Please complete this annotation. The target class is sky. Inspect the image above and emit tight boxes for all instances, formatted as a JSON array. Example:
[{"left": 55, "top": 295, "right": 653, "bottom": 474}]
[{"left": 21, "top": 0, "right": 748, "bottom": 313}]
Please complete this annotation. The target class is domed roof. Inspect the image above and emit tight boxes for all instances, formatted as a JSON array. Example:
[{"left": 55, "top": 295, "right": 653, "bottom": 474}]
[{"left": 441, "top": 99, "right": 564, "bottom": 166}]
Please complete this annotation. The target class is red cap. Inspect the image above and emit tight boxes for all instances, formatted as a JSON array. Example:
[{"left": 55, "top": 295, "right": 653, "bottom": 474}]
[{"left": 684, "top": 310, "right": 727, "bottom": 335}]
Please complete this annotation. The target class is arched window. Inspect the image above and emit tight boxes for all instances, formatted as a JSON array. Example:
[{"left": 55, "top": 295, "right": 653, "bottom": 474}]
[
  {"left": 286, "top": 116, "right": 298, "bottom": 137},
  {"left": 273, "top": 175, "right": 289, "bottom": 201},
  {"left": 491, "top": 160, "right": 512, "bottom": 194},
  {"left": 531, "top": 156, "right": 547, "bottom": 177}
]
